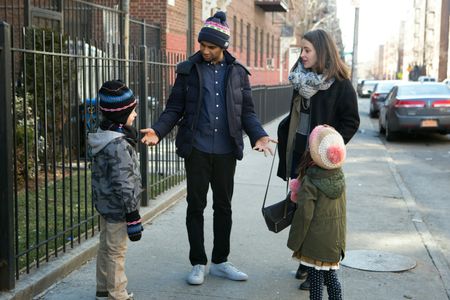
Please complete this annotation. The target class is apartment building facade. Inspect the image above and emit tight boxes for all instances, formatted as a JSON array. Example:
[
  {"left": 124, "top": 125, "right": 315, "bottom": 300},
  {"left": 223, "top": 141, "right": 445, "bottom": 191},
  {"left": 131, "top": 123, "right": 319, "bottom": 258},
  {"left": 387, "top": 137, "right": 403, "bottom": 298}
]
[{"left": 131, "top": 0, "right": 290, "bottom": 85}]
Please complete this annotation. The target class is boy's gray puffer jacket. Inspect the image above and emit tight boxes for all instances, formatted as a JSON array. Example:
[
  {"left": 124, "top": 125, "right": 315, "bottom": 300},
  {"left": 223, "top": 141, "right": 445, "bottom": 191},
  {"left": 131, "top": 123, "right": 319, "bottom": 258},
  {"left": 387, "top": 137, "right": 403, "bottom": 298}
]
[{"left": 88, "top": 129, "right": 142, "bottom": 223}]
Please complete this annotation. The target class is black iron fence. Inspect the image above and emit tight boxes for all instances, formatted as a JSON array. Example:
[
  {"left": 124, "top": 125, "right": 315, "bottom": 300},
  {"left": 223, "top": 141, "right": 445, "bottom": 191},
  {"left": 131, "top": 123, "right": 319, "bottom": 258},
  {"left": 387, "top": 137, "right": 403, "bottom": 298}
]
[
  {"left": 0, "top": 23, "right": 291, "bottom": 292},
  {"left": 0, "top": 21, "right": 185, "bottom": 290},
  {"left": 253, "top": 85, "right": 292, "bottom": 124},
  {"left": 0, "top": 0, "right": 160, "bottom": 51}
]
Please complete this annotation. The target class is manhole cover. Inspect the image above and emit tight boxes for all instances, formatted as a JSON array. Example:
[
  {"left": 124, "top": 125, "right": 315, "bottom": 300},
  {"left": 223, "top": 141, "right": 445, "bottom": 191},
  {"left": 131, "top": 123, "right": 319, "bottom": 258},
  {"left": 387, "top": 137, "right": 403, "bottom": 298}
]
[{"left": 341, "top": 250, "right": 416, "bottom": 272}]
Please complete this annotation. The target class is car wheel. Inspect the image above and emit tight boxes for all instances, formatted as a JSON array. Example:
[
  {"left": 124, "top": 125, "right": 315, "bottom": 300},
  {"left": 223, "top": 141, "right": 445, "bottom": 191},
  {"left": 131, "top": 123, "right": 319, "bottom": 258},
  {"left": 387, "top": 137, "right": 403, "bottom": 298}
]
[
  {"left": 369, "top": 107, "right": 377, "bottom": 118},
  {"left": 385, "top": 119, "right": 397, "bottom": 141}
]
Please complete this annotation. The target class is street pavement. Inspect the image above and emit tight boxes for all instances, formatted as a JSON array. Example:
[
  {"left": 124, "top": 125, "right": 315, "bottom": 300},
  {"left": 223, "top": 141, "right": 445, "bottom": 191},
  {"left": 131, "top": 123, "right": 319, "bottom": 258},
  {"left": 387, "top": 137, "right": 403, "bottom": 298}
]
[{"left": 27, "top": 106, "right": 450, "bottom": 299}]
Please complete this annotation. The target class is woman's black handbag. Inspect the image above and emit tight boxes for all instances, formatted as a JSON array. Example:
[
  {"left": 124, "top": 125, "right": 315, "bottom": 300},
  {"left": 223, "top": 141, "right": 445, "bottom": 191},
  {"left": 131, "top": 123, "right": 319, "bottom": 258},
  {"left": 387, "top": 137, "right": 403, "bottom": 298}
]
[{"left": 261, "top": 146, "right": 297, "bottom": 233}]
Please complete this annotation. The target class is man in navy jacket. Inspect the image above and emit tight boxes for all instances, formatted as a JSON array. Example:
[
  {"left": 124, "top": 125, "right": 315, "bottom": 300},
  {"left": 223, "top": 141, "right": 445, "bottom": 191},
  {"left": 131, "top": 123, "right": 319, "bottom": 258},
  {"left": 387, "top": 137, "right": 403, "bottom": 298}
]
[{"left": 141, "top": 11, "right": 275, "bottom": 285}]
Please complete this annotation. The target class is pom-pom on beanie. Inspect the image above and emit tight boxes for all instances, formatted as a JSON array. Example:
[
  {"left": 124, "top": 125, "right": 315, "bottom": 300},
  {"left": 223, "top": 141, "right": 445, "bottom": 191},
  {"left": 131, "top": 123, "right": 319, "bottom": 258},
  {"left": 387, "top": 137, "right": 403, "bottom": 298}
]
[{"left": 198, "top": 11, "right": 230, "bottom": 49}]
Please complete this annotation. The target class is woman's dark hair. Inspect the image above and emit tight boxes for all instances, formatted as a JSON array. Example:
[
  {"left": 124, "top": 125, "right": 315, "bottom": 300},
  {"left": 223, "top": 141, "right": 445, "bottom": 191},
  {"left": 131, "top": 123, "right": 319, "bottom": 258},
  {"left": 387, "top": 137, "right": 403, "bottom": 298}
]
[{"left": 303, "top": 29, "right": 349, "bottom": 81}]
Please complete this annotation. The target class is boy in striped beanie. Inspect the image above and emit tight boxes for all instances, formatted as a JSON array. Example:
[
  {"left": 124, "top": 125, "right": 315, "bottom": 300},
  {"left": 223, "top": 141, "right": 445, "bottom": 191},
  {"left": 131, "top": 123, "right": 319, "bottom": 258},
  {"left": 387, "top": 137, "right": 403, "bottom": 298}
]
[{"left": 88, "top": 80, "right": 142, "bottom": 300}]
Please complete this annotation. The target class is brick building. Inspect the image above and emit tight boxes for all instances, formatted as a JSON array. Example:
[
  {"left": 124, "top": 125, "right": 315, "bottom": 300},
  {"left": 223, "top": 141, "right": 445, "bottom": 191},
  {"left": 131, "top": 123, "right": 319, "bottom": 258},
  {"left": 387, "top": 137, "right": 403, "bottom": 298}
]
[{"left": 130, "top": 0, "right": 289, "bottom": 85}]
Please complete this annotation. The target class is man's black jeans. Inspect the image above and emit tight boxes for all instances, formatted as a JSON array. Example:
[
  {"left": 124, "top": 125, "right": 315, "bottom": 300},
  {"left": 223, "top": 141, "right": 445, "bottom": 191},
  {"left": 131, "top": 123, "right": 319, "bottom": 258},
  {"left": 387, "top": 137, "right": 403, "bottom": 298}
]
[{"left": 184, "top": 148, "right": 236, "bottom": 266}]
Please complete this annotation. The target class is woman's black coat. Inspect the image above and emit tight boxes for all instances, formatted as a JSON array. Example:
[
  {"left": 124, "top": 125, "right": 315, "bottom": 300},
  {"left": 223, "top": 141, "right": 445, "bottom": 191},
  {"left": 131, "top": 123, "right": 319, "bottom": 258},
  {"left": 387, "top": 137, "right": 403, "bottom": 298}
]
[{"left": 277, "top": 78, "right": 360, "bottom": 180}]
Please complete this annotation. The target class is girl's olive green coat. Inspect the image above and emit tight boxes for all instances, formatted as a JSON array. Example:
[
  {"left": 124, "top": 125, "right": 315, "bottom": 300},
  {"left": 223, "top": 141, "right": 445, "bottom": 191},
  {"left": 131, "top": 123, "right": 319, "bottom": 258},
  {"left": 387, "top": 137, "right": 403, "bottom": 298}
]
[{"left": 287, "top": 166, "right": 346, "bottom": 263}]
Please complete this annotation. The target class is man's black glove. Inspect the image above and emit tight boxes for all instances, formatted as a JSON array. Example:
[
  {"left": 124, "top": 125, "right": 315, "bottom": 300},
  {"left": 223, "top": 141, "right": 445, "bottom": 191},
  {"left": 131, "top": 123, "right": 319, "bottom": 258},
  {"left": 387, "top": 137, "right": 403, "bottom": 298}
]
[{"left": 125, "top": 210, "right": 143, "bottom": 242}]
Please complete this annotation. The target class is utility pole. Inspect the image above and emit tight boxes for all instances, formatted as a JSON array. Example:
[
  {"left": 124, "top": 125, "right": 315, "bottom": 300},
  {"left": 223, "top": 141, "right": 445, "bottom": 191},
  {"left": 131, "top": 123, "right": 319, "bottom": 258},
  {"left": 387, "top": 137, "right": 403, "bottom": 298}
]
[
  {"left": 351, "top": 0, "right": 360, "bottom": 88},
  {"left": 438, "top": 0, "right": 449, "bottom": 81},
  {"left": 423, "top": 0, "right": 428, "bottom": 74}
]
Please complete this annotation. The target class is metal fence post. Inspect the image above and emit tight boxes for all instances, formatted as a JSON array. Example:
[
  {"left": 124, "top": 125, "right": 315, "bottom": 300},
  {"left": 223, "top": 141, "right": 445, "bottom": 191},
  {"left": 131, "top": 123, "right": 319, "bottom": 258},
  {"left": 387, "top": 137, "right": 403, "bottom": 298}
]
[
  {"left": 139, "top": 45, "right": 149, "bottom": 206},
  {"left": 141, "top": 19, "right": 147, "bottom": 49},
  {"left": 0, "top": 21, "right": 15, "bottom": 290}
]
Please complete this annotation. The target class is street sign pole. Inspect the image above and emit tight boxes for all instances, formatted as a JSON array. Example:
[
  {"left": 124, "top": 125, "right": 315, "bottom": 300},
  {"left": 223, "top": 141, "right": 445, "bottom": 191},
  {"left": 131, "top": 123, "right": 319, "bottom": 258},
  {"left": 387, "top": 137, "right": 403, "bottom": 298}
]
[{"left": 351, "top": 0, "right": 360, "bottom": 89}]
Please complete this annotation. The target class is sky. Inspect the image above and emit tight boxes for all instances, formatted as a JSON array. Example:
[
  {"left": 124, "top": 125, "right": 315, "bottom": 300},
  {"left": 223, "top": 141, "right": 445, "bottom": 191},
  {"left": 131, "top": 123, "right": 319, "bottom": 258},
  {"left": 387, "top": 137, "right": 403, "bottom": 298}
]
[{"left": 336, "top": 0, "right": 410, "bottom": 63}]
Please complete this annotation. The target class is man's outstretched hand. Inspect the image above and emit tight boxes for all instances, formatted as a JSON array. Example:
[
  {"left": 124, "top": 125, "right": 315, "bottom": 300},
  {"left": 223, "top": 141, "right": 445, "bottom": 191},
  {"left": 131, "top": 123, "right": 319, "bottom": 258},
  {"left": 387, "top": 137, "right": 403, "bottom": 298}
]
[
  {"left": 140, "top": 128, "right": 160, "bottom": 146},
  {"left": 253, "top": 136, "right": 277, "bottom": 156}
]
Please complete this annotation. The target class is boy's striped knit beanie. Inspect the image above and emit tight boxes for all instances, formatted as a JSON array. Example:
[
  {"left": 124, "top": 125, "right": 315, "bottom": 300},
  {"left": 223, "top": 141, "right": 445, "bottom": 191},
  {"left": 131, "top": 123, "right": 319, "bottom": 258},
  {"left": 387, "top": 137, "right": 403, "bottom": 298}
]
[
  {"left": 198, "top": 11, "right": 230, "bottom": 49},
  {"left": 98, "top": 80, "right": 136, "bottom": 124}
]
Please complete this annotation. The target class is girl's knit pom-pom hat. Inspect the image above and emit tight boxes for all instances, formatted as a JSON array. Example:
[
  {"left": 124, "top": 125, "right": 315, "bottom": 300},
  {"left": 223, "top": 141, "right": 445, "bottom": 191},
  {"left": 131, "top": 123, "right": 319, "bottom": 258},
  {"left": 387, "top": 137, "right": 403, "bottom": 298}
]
[{"left": 309, "top": 125, "right": 346, "bottom": 170}]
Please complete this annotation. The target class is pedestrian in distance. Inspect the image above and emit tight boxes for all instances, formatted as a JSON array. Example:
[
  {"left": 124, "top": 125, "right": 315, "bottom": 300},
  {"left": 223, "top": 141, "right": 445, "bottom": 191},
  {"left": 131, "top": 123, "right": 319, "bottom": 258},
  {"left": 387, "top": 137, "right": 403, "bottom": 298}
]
[
  {"left": 140, "top": 11, "right": 276, "bottom": 285},
  {"left": 88, "top": 80, "right": 144, "bottom": 300},
  {"left": 276, "top": 28, "right": 359, "bottom": 290},
  {"left": 288, "top": 125, "right": 347, "bottom": 300}
]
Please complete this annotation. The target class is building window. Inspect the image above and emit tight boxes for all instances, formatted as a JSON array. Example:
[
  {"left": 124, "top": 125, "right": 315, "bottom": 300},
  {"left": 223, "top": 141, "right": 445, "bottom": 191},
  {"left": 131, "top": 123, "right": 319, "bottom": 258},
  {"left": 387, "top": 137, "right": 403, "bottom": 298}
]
[
  {"left": 276, "top": 37, "right": 280, "bottom": 68},
  {"left": 260, "top": 30, "right": 264, "bottom": 67},
  {"left": 271, "top": 35, "right": 274, "bottom": 58},
  {"left": 246, "top": 23, "right": 251, "bottom": 67},
  {"left": 233, "top": 16, "right": 237, "bottom": 52},
  {"left": 240, "top": 19, "right": 243, "bottom": 53},
  {"left": 254, "top": 27, "right": 258, "bottom": 67}
]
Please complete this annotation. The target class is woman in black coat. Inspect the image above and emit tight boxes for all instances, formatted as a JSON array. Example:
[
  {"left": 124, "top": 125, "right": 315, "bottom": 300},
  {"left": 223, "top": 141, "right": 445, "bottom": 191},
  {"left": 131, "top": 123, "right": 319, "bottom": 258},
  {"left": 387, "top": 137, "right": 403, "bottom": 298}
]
[{"left": 277, "top": 29, "right": 360, "bottom": 292}]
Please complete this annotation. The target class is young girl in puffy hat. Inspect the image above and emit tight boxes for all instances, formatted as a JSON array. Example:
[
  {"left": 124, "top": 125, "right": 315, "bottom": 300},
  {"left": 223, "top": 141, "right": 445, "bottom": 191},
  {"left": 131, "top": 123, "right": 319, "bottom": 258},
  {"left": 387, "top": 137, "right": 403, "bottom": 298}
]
[{"left": 287, "top": 124, "right": 347, "bottom": 300}]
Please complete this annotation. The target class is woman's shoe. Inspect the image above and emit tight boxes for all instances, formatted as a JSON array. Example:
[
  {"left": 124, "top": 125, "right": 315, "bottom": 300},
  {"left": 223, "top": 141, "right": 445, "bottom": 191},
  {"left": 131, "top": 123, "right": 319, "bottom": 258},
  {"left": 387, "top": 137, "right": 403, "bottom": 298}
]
[
  {"left": 295, "top": 264, "right": 308, "bottom": 280},
  {"left": 299, "top": 278, "right": 310, "bottom": 290}
]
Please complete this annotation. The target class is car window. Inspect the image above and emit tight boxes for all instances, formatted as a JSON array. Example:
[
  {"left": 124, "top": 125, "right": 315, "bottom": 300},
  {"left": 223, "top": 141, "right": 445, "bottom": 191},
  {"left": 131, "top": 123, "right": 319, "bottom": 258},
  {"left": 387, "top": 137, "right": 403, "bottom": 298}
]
[
  {"left": 386, "top": 87, "right": 397, "bottom": 104},
  {"left": 363, "top": 80, "right": 377, "bottom": 86},
  {"left": 398, "top": 84, "right": 450, "bottom": 96},
  {"left": 376, "top": 82, "right": 397, "bottom": 93}
]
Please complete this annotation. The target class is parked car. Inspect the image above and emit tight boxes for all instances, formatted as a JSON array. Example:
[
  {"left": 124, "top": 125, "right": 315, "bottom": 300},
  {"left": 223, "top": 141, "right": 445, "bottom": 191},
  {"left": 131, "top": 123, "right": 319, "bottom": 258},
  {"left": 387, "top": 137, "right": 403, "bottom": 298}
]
[
  {"left": 359, "top": 80, "right": 378, "bottom": 98},
  {"left": 378, "top": 82, "right": 450, "bottom": 141},
  {"left": 356, "top": 78, "right": 365, "bottom": 97},
  {"left": 418, "top": 76, "right": 436, "bottom": 82},
  {"left": 369, "top": 80, "right": 402, "bottom": 118}
]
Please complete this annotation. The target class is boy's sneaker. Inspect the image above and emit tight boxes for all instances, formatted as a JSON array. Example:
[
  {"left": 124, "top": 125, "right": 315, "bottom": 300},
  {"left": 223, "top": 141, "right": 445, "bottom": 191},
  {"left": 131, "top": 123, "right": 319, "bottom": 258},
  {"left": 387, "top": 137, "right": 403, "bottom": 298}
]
[
  {"left": 95, "top": 291, "right": 134, "bottom": 299},
  {"left": 209, "top": 262, "right": 248, "bottom": 281},
  {"left": 95, "top": 291, "right": 108, "bottom": 299},
  {"left": 187, "top": 264, "right": 205, "bottom": 285}
]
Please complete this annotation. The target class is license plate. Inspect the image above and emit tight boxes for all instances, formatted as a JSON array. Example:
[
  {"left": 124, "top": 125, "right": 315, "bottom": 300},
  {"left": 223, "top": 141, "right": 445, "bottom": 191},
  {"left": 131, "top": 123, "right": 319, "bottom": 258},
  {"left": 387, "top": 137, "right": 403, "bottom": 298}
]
[{"left": 421, "top": 119, "right": 438, "bottom": 127}]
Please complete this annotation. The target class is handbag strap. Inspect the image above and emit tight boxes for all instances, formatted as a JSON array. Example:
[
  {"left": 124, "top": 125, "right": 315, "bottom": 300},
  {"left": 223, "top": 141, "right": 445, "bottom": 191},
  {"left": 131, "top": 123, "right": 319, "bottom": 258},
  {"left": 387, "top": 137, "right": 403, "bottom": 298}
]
[{"left": 262, "top": 145, "right": 288, "bottom": 210}]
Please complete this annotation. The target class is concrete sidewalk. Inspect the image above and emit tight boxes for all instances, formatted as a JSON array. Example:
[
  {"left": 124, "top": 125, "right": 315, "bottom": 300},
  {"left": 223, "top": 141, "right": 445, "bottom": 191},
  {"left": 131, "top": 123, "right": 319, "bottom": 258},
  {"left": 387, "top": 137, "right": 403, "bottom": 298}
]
[{"left": 5, "top": 107, "right": 450, "bottom": 300}]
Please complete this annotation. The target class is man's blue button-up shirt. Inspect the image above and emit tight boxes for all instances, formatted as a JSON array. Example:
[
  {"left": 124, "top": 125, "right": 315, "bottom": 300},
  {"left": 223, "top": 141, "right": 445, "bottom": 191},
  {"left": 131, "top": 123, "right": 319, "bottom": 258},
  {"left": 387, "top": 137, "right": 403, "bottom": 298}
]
[{"left": 193, "top": 59, "right": 234, "bottom": 154}]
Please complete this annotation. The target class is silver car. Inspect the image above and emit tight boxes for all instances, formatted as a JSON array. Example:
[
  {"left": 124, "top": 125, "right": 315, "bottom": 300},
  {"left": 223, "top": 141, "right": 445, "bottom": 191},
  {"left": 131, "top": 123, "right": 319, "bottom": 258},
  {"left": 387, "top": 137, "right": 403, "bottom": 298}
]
[
  {"left": 378, "top": 82, "right": 450, "bottom": 141},
  {"left": 359, "top": 79, "right": 379, "bottom": 98}
]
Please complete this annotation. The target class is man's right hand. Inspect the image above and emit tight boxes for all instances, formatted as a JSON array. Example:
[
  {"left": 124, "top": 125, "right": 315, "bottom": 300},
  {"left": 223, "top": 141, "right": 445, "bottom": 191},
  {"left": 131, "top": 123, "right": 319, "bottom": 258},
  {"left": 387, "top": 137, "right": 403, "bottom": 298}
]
[{"left": 140, "top": 128, "right": 160, "bottom": 146}]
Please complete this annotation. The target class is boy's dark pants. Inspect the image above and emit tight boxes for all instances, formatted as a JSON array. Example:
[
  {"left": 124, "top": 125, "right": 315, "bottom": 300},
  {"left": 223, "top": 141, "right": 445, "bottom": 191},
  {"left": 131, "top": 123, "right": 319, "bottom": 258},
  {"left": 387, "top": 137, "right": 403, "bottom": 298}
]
[{"left": 184, "top": 148, "right": 236, "bottom": 266}]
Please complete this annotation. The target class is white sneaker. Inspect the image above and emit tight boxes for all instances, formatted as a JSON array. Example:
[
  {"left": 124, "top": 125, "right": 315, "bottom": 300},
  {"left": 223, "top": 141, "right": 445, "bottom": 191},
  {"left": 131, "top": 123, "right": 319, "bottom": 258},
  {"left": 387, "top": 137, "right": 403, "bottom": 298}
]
[
  {"left": 209, "top": 262, "right": 248, "bottom": 281},
  {"left": 187, "top": 264, "right": 205, "bottom": 285}
]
